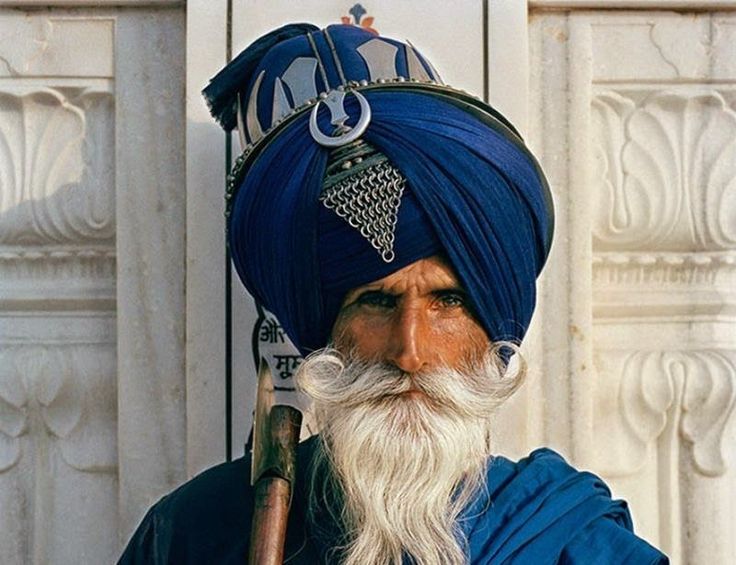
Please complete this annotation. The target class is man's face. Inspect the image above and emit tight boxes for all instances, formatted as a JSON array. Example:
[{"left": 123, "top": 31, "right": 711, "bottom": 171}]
[
  {"left": 331, "top": 255, "right": 490, "bottom": 374},
  {"left": 300, "top": 256, "right": 502, "bottom": 565}
]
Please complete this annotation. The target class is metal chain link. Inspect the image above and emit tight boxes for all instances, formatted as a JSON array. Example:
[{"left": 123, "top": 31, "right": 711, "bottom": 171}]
[{"left": 320, "top": 160, "right": 406, "bottom": 263}]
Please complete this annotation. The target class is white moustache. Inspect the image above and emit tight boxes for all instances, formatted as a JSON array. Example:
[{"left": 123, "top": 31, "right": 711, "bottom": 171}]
[
  {"left": 295, "top": 346, "right": 527, "bottom": 565},
  {"left": 297, "top": 348, "right": 519, "bottom": 418}
]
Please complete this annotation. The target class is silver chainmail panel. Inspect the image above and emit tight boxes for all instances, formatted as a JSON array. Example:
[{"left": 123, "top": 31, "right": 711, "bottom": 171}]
[{"left": 320, "top": 160, "right": 406, "bottom": 263}]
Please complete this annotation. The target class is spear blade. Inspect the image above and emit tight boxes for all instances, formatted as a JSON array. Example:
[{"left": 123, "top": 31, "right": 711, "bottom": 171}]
[{"left": 251, "top": 357, "right": 276, "bottom": 486}]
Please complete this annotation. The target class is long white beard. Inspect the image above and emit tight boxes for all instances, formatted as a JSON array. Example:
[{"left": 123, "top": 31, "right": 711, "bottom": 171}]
[{"left": 295, "top": 345, "right": 525, "bottom": 565}]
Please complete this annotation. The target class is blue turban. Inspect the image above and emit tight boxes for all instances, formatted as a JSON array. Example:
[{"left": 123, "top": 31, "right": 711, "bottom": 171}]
[{"left": 204, "top": 24, "right": 553, "bottom": 356}]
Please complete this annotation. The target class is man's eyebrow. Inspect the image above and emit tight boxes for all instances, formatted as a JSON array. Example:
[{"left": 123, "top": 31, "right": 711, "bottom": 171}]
[
  {"left": 349, "top": 284, "right": 390, "bottom": 296},
  {"left": 431, "top": 285, "right": 466, "bottom": 293},
  {"left": 360, "top": 284, "right": 465, "bottom": 295},
  {"left": 355, "top": 286, "right": 399, "bottom": 300},
  {"left": 341, "top": 285, "right": 392, "bottom": 307},
  {"left": 431, "top": 287, "right": 470, "bottom": 301},
  {"left": 358, "top": 284, "right": 392, "bottom": 292}
]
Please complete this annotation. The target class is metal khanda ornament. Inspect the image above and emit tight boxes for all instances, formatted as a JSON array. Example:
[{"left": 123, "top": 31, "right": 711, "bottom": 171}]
[
  {"left": 309, "top": 88, "right": 372, "bottom": 147},
  {"left": 229, "top": 28, "right": 446, "bottom": 151}
]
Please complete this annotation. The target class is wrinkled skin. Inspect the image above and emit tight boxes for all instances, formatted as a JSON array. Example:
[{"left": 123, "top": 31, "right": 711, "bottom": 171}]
[{"left": 331, "top": 256, "right": 490, "bottom": 376}]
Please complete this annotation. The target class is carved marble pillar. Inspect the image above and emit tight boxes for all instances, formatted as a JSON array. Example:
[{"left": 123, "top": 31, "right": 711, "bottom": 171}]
[
  {"left": 0, "top": 21, "right": 118, "bottom": 565},
  {"left": 530, "top": 7, "right": 736, "bottom": 563},
  {"left": 0, "top": 6, "right": 185, "bottom": 563},
  {"left": 115, "top": 10, "right": 186, "bottom": 540}
]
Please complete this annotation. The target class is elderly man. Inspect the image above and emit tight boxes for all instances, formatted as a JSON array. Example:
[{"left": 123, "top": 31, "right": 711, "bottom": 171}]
[{"left": 119, "top": 24, "right": 667, "bottom": 564}]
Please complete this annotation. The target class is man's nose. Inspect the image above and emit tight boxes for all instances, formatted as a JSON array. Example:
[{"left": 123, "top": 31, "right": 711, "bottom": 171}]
[{"left": 387, "top": 304, "right": 430, "bottom": 374}]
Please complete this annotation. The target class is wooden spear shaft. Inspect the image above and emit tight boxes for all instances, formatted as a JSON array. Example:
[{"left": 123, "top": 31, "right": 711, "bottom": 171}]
[{"left": 248, "top": 405, "right": 302, "bottom": 565}]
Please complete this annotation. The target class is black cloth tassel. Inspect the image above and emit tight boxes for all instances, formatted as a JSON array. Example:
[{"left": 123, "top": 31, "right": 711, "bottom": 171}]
[{"left": 202, "top": 23, "right": 319, "bottom": 132}]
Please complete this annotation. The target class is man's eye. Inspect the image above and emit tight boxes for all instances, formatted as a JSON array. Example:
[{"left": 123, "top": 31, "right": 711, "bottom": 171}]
[
  {"left": 356, "top": 291, "right": 396, "bottom": 309},
  {"left": 436, "top": 291, "right": 467, "bottom": 309}
]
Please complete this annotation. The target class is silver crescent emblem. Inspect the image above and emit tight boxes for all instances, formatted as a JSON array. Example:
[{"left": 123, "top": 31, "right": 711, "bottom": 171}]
[{"left": 309, "top": 90, "right": 372, "bottom": 147}]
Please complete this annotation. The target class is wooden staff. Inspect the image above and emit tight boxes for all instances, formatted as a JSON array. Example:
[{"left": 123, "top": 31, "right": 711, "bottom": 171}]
[{"left": 248, "top": 360, "right": 303, "bottom": 565}]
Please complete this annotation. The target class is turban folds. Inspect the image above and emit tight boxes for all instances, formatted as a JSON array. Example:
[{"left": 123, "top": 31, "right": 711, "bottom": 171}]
[{"left": 204, "top": 24, "right": 554, "bottom": 355}]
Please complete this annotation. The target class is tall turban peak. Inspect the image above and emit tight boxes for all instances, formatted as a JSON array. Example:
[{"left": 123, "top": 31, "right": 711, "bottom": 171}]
[{"left": 203, "top": 24, "right": 554, "bottom": 355}]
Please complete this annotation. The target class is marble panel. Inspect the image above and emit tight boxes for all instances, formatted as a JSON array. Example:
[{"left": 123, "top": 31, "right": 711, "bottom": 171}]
[
  {"left": 184, "top": 0, "right": 229, "bottom": 477},
  {"left": 0, "top": 315, "right": 117, "bottom": 564},
  {"left": 531, "top": 9, "right": 736, "bottom": 563},
  {"left": 0, "top": 16, "right": 113, "bottom": 78},
  {"left": 114, "top": 9, "right": 186, "bottom": 542}
]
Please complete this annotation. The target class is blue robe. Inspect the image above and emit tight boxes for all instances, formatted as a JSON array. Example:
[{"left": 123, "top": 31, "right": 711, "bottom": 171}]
[{"left": 118, "top": 437, "right": 667, "bottom": 564}]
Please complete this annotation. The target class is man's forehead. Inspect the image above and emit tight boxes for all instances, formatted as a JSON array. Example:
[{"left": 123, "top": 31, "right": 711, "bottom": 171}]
[{"left": 346, "top": 255, "right": 462, "bottom": 296}]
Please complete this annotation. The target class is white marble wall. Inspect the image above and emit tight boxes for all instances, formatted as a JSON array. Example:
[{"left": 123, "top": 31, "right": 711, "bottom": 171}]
[
  {"left": 528, "top": 7, "right": 736, "bottom": 563},
  {"left": 115, "top": 10, "right": 186, "bottom": 542},
  {"left": 0, "top": 4, "right": 185, "bottom": 563}
]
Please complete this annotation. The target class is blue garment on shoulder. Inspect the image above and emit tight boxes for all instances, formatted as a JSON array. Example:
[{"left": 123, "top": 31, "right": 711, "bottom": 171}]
[
  {"left": 118, "top": 438, "right": 667, "bottom": 564},
  {"left": 460, "top": 449, "right": 667, "bottom": 564}
]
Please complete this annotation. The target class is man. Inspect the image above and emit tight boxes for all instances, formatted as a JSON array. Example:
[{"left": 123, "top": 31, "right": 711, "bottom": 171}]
[{"left": 120, "top": 23, "right": 668, "bottom": 564}]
